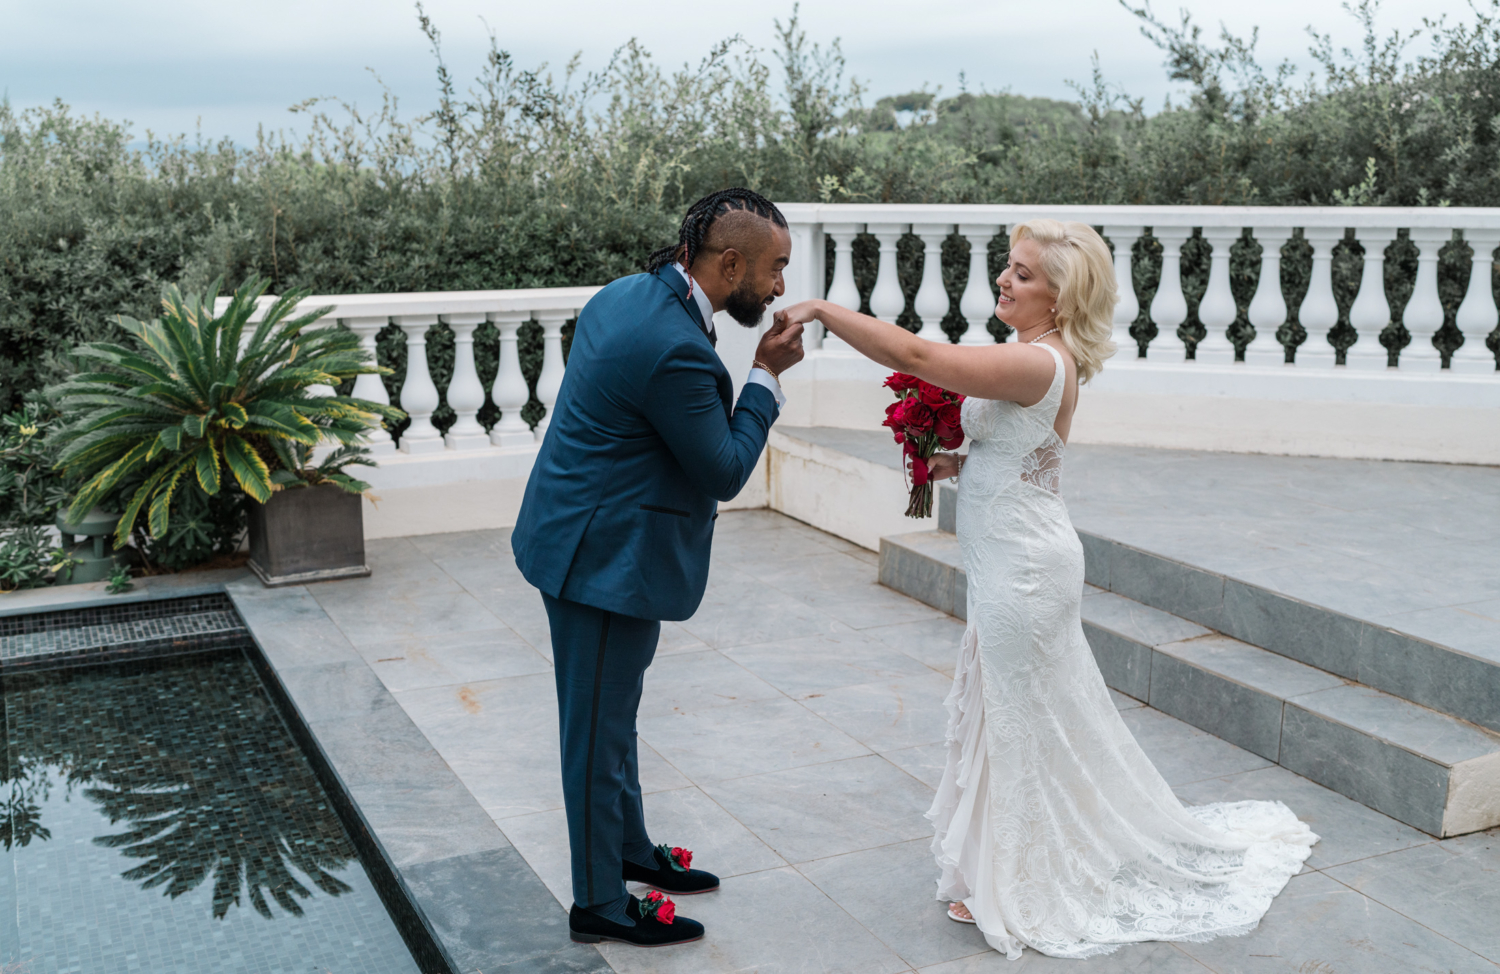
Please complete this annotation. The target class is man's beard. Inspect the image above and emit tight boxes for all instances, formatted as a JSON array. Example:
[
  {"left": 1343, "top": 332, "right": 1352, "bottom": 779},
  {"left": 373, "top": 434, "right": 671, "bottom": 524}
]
[{"left": 724, "top": 278, "right": 771, "bottom": 327}]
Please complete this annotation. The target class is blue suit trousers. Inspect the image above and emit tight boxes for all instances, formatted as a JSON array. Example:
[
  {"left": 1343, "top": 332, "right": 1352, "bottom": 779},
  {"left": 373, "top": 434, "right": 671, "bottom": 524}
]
[{"left": 542, "top": 592, "right": 662, "bottom": 921}]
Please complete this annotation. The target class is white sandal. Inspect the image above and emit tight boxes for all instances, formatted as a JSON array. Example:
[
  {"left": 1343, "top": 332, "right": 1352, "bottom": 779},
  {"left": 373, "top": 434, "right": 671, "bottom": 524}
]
[{"left": 947, "top": 902, "right": 976, "bottom": 924}]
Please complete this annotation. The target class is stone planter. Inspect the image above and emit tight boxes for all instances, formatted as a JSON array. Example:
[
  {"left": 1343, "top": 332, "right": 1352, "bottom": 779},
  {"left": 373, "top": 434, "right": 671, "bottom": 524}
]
[{"left": 248, "top": 484, "right": 370, "bottom": 586}]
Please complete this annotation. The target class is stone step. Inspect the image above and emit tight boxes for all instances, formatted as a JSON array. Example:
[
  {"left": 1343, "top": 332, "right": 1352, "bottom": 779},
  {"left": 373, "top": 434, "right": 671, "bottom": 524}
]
[
  {"left": 880, "top": 529, "right": 1500, "bottom": 837},
  {"left": 932, "top": 481, "right": 1500, "bottom": 738}
]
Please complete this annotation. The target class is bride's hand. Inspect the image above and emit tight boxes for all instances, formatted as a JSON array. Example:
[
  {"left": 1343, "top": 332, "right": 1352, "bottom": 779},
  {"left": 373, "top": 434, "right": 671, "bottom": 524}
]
[
  {"left": 772, "top": 300, "right": 822, "bottom": 331},
  {"left": 927, "top": 452, "right": 964, "bottom": 482}
]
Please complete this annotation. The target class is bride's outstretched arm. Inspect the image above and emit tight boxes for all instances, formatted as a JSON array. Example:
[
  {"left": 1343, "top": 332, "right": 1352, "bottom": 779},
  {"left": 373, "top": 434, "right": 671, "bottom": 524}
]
[{"left": 772, "top": 299, "right": 1056, "bottom": 405}]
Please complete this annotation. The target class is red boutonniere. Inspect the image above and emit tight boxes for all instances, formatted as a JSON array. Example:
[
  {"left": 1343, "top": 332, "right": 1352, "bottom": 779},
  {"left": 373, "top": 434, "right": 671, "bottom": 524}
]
[
  {"left": 640, "top": 890, "right": 676, "bottom": 924},
  {"left": 657, "top": 843, "right": 693, "bottom": 873}
]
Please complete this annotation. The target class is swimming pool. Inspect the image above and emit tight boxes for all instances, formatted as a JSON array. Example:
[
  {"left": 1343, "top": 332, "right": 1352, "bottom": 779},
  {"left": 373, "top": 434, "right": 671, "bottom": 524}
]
[{"left": 1, "top": 604, "right": 427, "bottom": 973}]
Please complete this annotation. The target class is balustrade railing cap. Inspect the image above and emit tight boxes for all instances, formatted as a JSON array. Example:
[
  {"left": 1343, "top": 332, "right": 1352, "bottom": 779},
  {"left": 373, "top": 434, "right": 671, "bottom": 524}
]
[
  {"left": 213, "top": 286, "right": 602, "bottom": 323},
  {"left": 776, "top": 202, "right": 1500, "bottom": 231}
]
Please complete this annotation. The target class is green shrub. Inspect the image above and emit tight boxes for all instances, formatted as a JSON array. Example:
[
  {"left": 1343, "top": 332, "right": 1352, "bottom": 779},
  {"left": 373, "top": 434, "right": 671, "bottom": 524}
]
[{"left": 3, "top": 1, "right": 1499, "bottom": 419}]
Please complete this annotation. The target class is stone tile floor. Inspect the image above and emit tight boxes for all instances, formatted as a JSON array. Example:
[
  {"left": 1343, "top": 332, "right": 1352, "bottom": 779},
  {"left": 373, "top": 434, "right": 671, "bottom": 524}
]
[
  {"left": 1065, "top": 445, "right": 1500, "bottom": 665},
  {"left": 302, "top": 511, "right": 1498, "bottom": 974}
]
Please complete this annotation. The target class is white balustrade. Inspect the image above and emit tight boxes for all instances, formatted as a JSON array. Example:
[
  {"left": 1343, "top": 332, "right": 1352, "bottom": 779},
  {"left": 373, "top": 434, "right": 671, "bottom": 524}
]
[
  {"left": 958, "top": 224, "right": 1001, "bottom": 345},
  {"left": 1245, "top": 227, "right": 1291, "bottom": 367},
  {"left": 214, "top": 204, "right": 1500, "bottom": 483},
  {"left": 1453, "top": 231, "right": 1500, "bottom": 374},
  {"left": 1150, "top": 227, "right": 1193, "bottom": 358},
  {"left": 440, "top": 313, "right": 490, "bottom": 450},
  {"left": 1404, "top": 228, "right": 1451, "bottom": 369},
  {"left": 912, "top": 223, "right": 953, "bottom": 342},
  {"left": 304, "top": 315, "right": 341, "bottom": 399},
  {"left": 342, "top": 315, "right": 397, "bottom": 454},
  {"left": 489, "top": 311, "right": 536, "bottom": 448},
  {"left": 823, "top": 223, "right": 863, "bottom": 352},
  {"left": 1196, "top": 228, "right": 1240, "bottom": 364},
  {"left": 392, "top": 316, "right": 445, "bottom": 455},
  {"left": 1103, "top": 225, "right": 1142, "bottom": 355},
  {"left": 533, "top": 313, "right": 570, "bottom": 434},
  {"left": 867, "top": 224, "right": 908, "bottom": 325},
  {"left": 1347, "top": 229, "right": 1396, "bottom": 369},
  {"left": 1299, "top": 227, "right": 1344, "bottom": 367}
]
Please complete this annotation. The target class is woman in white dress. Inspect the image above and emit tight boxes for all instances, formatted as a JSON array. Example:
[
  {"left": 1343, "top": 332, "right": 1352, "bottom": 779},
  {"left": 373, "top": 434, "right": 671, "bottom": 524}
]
[{"left": 773, "top": 220, "right": 1316, "bottom": 960}]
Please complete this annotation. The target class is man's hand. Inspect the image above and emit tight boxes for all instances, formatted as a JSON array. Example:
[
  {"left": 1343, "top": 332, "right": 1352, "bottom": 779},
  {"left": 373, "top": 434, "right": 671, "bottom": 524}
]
[{"left": 755, "top": 314, "right": 805, "bottom": 376}]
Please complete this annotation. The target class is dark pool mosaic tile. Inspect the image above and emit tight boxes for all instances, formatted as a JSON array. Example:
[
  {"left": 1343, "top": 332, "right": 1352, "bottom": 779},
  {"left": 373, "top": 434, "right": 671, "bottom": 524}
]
[
  {"left": 0, "top": 594, "right": 248, "bottom": 670},
  {"left": 0, "top": 593, "right": 231, "bottom": 636},
  {"left": 2, "top": 649, "right": 423, "bottom": 974}
]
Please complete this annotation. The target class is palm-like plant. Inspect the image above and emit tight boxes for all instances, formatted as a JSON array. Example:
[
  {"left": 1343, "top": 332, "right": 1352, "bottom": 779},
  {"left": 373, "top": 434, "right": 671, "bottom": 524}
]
[{"left": 50, "top": 277, "right": 404, "bottom": 546}]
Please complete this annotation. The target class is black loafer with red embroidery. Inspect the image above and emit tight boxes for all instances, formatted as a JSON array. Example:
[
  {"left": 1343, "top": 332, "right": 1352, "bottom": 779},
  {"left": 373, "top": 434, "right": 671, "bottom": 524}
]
[
  {"left": 623, "top": 844, "right": 720, "bottom": 895},
  {"left": 569, "top": 893, "right": 704, "bottom": 947}
]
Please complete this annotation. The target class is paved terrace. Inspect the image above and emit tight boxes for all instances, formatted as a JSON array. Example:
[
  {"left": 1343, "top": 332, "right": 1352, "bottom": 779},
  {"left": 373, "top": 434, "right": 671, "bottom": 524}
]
[
  {"left": 275, "top": 509, "right": 1495, "bottom": 974},
  {"left": 1064, "top": 445, "right": 1500, "bottom": 664}
]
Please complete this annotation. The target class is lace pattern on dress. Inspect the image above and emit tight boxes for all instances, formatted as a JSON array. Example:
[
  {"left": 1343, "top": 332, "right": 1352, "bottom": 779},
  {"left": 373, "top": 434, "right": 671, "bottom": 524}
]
[{"left": 1020, "top": 433, "right": 1064, "bottom": 496}]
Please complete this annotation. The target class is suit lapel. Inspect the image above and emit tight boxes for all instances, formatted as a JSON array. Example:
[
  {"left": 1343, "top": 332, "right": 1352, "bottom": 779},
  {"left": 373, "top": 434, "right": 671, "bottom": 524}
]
[{"left": 652, "top": 268, "right": 715, "bottom": 346}]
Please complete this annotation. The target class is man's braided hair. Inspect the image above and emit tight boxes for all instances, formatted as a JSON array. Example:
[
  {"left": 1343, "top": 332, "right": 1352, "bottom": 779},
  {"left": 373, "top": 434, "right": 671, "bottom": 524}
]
[{"left": 644, "top": 188, "right": 787, "bottom": 273}]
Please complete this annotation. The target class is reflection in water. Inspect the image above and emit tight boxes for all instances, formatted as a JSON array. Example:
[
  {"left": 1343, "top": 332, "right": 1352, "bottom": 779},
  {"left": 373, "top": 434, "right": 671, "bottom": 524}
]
[{"left": 4, "top": 651, "right": 355, "bottom": 920}]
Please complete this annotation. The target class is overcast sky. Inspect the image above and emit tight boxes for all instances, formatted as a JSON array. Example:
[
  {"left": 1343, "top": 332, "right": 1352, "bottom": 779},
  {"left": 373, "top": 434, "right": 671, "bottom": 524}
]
[{"left": 1, "top": 0, "right": 1486, "bottom": 143}]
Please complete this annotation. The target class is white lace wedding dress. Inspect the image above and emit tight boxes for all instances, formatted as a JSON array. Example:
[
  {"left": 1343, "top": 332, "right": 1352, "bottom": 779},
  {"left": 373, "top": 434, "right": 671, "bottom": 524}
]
[{"left": 928, "top": 343, "right": 1317, "bottom": 960}]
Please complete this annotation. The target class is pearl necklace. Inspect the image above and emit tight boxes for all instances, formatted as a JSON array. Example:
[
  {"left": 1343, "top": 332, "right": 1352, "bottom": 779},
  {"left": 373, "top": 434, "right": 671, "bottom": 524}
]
[{"left": 1027, "top": 327, "right": 1059, "bottom": 344}]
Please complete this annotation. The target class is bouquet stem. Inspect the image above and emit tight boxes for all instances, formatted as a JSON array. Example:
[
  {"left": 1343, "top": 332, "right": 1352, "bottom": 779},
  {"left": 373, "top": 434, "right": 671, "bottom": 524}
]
[{"left": 905, "top": 482, "right": 933, "bottom": 519}]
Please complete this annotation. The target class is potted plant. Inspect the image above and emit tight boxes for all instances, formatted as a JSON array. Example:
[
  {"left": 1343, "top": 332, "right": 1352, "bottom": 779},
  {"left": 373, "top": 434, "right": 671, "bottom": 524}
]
[
  {"left": 248, "top": 440, "right": 379, "bottom": 585},
  {"left": 48, "top": 277, "right": 404, "bottom": 584}
]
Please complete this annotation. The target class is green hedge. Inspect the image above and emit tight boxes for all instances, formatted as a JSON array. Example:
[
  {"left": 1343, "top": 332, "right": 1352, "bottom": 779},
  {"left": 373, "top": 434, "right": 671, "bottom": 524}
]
[{"left": 5, "top": 3, "right": 1500, "bottom": 430}]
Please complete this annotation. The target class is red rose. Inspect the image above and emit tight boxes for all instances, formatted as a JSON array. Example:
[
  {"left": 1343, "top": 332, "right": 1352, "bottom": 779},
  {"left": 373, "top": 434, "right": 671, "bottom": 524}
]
[
  {"left": 935, "top": 402, "right": 962, "bottom": 433},
  {"left": 905, "top": 402, "right": 934, "bottom": 434},
  {"left": 910, "top": 456, "right": 930, "bottom": 486},
  {"left": 939, "top": 431, "right": 964, "bottom": 450},
  {"left": 642, "top": 890, "right": 676, "bottom": 924},
  {"left": 884, "top": 372, "right": 919, "bottom": 392},
  {"left": 918, "top": 382, "right": 949, "bottom": 407},
  {"left": 671, "top": 847, "right": 693, "bottom": 871}
]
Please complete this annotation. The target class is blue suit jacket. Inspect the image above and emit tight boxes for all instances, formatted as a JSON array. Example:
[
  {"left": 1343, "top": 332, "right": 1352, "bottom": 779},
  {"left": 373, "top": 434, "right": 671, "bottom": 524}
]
[{"left": 511, "top": 268, "right": 779, "bottom": 621}]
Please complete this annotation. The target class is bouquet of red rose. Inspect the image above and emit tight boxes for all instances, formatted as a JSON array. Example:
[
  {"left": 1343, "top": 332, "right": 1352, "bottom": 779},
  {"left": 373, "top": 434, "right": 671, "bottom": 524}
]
[{"left": 882, "top": 372, "right": 965, "bottom": 518}]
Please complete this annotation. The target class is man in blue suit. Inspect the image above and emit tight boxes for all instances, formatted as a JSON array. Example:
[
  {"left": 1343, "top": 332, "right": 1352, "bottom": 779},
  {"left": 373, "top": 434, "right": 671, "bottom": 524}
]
[{"left": 512, "top": 189, "right": 805, "bottom": 948}]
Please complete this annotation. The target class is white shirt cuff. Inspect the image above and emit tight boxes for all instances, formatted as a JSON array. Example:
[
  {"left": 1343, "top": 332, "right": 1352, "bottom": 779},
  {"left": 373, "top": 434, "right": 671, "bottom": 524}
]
[{"left": 746, "top": 367, "right": 786, "bottom": 409}]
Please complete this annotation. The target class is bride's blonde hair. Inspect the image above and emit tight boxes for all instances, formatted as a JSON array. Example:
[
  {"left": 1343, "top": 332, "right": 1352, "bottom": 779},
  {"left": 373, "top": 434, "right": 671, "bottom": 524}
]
[{"left": 1010, "top": 219, "right": 1118, "bottom": 383}]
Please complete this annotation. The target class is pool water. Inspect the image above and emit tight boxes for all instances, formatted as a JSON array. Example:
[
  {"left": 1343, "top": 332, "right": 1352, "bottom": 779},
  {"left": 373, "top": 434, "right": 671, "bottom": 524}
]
[{"left": 1, "top": 648, "right": 423, "bottom": 974}]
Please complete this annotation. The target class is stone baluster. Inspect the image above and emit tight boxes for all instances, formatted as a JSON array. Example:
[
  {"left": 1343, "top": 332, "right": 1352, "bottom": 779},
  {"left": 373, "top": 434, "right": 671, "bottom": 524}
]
[
  {"left": 1148, "top": 227, "right": 1192, "bottom": 358},
  {"left": 533, "top": 312, "right": 570, "bottom": 435},
  {"left": 1196, "top": 228, "right": 1240, "bottom": 363},
  {"left": 1403, "top": 228, "right": 1450, "bottom": 369},
  {"left": 439, "top": 313, "right": 490, "bottom": 450},
  {"left": 1245, "top": 227, "right": 1291, "bottom": 367},
  {"left": 823, "top": 223, "right": 863, "bottom": 352},
  {"left": 867, "top": 223, "right": 909, "bottom": 325},
  {"left": 343, "top": 315, "right": 397, "bottom": 454},
  {"left": 301, "top": 315, "right": 342, "bottom": 464},
  {"left": 488, "top": 312, "right": 535, "bottom": 447},
  {"left": 392, "top": 315, "right": 445, "bottom": 454},
  {"left": 1347, "top": 229, "right": 1397, "bottom": 369},
  {"left": 1452, "top": 230, "right": 1500, "bottom": 373},
  {"left": 912, "top": 223, "right": 954, "bottom": 342},
  {"left": 305, "top": 316, "right": 340, "bottom": 398},
  {"left": 1297, "top": 228, "right": 1343, "bottom": 367},
  {"left": 1102, "top": 225, "right": 1142, "bottom": 355},
  {"left": 957, "top": 224, "right": 1000, "bottom": 345}
]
